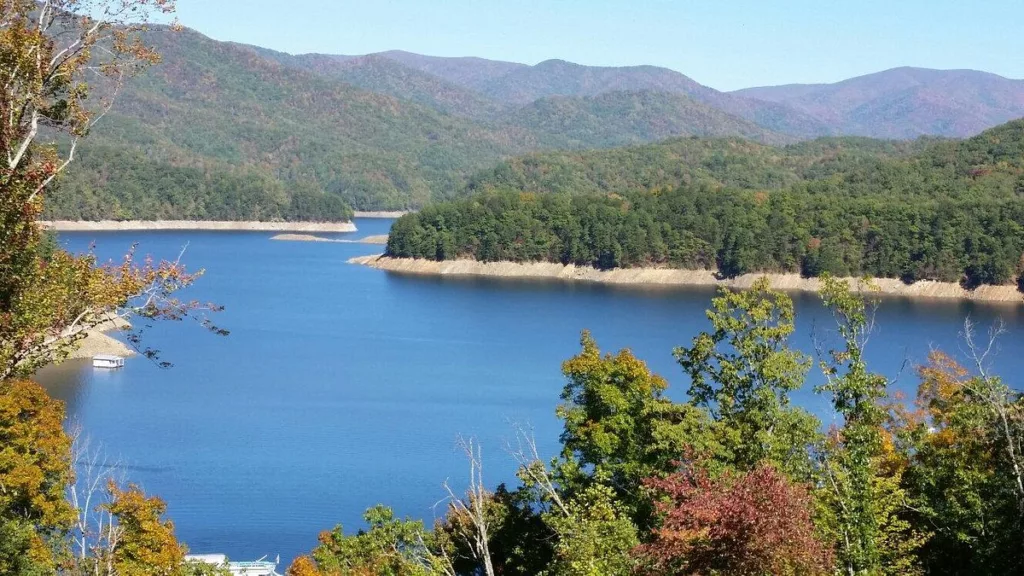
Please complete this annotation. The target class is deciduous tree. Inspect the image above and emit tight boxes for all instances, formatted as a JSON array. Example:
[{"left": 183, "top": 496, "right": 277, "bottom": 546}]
[
  {"left": 675, "top": 278, "right": 820, "bottom": 479},
  {"left": 637, "top": 462, "right": 833, "bottom": 575}
]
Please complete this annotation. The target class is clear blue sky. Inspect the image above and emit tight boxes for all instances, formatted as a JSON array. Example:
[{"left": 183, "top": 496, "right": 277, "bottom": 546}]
[{"left": 175, "top": 0, "right": 1024, "bottom": 91}]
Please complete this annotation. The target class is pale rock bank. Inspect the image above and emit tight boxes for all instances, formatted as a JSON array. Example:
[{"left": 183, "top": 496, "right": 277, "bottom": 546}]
[
  {"left": 42, "top": 220, "right": 357, "bottom": 232},
  {"left": 353, "top": 211, "right": 410, "bottom": 218},
  {"left": 271, "top": 233, "right": 388, "bottom": 244},
  {"left": 67, "top": 316, "right": 135, "bottom": 360},
  {"left": 348, "top": 255, "right": 1024, "bottom": 304}
]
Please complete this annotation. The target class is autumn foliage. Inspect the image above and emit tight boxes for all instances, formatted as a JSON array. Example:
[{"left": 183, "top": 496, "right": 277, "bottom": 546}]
[{"left": 637, "top": 462, "right": 834, "bottom": 575}]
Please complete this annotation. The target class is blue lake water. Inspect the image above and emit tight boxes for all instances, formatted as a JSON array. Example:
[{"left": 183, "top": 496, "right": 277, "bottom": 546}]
[{"left": 38, "top": 218, "right": 1024, "bottom": 566}]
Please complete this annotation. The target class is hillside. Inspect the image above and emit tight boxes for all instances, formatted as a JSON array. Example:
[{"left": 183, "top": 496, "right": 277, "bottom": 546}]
[
  {"left": 498, "top": 91, "right": 791, "bottom": 149},
  {"left": 465, "top": 135, "right": 926, "bottom": 197},
  {"left": 49, "top": 30, "right": 1024, "bottom": 219},
  {"left": 51, "top": 28, "right": 802, "bottom": 216},
  {"left": 383, "top": 55, "right": 832, "bottom": 138},
  {"left": 240, "top": 47, "right": 507, "bottom": 121},
  {"left": 734, "top": 67, "right": 1024, "bottom": 138},
  {"left": 388, "top": 119, "right": 1024, "bottom": 289},
  {"left": 51, "top": 27, "right": 549, "bottom": 214}
]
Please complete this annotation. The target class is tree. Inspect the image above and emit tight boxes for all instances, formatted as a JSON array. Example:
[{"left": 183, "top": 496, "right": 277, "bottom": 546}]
[
  {"left": 437, "top": 437, "right": 494, "bottom": 576},
  {"left": 541, "top": 483, "right": 638, "bottom": 576},
  {"left": 99, "top": 482, "right": 185, "bottom": 576},
  {"left": 296, "top": 505, "right": 447, "bottom": 576},
  {"left": 637, "top": 462, "right": 834, "bottom": 575},
  {"left": 556, "top": 330, "right": 719, "bottom": 528},
  {"left": 0, "top": 379, "right": 75, "bottom": 574},
  {"left": 0, "top": 3, "right": 231, "bottom": 574},
  {"left": 674, "top": 278, "right": 819, "bottom": 479},
  {"left": 893, "top": 338, "right": 1024, "bottom": 574},
  {"left": 1, "top": 0, "right": 224, "bottom": 380},
  {"left": 815, "top": 277, "right": 924, "bottom": 575}
]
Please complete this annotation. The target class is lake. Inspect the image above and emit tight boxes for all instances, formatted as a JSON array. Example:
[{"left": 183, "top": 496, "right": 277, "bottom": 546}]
[{"left": 38, "top": 218, "right": 1024, "bottom": 566}]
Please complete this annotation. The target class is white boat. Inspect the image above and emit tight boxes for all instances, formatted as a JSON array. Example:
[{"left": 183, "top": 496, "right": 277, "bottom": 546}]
[
  {"left": 92, "top": 354, "right": 125, "bottom": 369},
  {"left": 185, "top": 554, "right": 282, "bottom": 576}
]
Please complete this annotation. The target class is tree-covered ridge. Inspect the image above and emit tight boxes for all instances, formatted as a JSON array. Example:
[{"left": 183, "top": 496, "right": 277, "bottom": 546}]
[
  {"left": 246, "top": 48, "right": 509, "bottom": 121},
  {"left": 388, "top": 120, "right": 1024, "bottom": 288},
  {"left": 733, "top": 67, "right": 1024, "bottom": 139},
  {"left": 466, "top": 135, "right": 928, "bottom": 197},
  {"left": 497, "top": 91, "right": 791, "bottom": 149},
  {"left": 50, "top": 26, "right": 546, "bottom": 215},
  {"left": 45, "top": 146, "right": 352, "bottom": 222},
  {"left": 51, "top": 26, "right": 817, "bottom": 217}
]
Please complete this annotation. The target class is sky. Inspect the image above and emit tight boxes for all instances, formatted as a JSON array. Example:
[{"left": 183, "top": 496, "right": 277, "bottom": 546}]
[{"left": 174, "top": 0, "right": 1024, "bottom": 91}]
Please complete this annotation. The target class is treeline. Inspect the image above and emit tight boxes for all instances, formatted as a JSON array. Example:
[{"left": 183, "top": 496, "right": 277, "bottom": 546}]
[
  {"left": 387, "top": 120, "right": 1024, "bottom": 288},
  {"left": 290, "top": 280, "right": 1024, "bottom": 575},
  {"left": 46, "top": 146, "right": 353, "bottom": 222},
  {"left": 465, "top": 135, "right": 928, "bottom": 198}
]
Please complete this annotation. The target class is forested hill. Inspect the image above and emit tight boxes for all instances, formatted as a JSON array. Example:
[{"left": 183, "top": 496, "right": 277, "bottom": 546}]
[
  {"left": 386, "top": 119, "right": 1024, "bottom": 289},
  {"left": 48, "top": 26, "right": 1024, "bottom": 219},
  {"left": 465, "top": 136, "right": 929, "bottom": 197},
  {"left": 49, "top": 27, "right": 801, "bottom": 218},
  {"left": 733, "top": 67, "right": 1024, "bottom": 139},
  {"left": 48, "top": 27, "right": 545, "bottom": 218}
]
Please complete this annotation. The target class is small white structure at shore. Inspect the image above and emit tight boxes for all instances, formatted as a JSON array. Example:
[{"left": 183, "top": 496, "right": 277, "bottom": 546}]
[
  {"left": 185, "top": 554, "right": 281, "bottom": 576},
  {"left": 92, "top": 354, "right": 125, "bottom": 369}
]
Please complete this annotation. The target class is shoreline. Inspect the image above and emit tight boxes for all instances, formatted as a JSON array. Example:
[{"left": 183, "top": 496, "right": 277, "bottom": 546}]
[
  {"left": 41, "top": 220, "right": 358, "bottom": 232},
  {"left": 67, "top": 317, "right": 135, "bottom": 360},
  {"left": 271, "top": 233, "right": 388, "bottom": 244},
  {"left": 353, "top": 211, "right": 409, "bottom": 219},
  {"left": 348, "top": 255, "right": 1024, "bottom": 304}
]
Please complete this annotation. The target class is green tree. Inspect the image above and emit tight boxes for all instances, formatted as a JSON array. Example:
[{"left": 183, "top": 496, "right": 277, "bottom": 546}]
[
  {"left": 893, "top": 350, "right": 1024, "bottom": 574},
  {"left": 541, "top": 484, "right": 638, "bottom": 576},
  {"left": 674, "top": 278, "right": 819, "bottom": 479},
  {"left": 297, "top": 505, "right": 447, "bottom": 576},
  {"left": 815, "top": 277, "right": 924, "bottom": 575},
  {"left": 556, "top": 331, "right": 719, "bottom": 528}
]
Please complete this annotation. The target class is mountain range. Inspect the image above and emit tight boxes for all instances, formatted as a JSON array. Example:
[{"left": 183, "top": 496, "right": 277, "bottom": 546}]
[{"left": 47, "top": 25, "right": 1024, "bottom": 218}]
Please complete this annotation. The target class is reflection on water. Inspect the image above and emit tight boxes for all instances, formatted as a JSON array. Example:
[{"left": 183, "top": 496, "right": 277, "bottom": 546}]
[{"left": 36, "top": 360, "right": 93, "bottom": 417}]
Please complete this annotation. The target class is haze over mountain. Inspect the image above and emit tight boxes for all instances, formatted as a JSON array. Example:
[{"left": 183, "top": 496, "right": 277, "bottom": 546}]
[{"left": 734, "top": 67, "right": 1024, "bottom": 138}]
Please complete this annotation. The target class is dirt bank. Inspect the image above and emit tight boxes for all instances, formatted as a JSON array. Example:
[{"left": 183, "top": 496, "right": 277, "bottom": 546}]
[
  {"left": 42, "top": 220, "right": 358, "bottom": 232},
  {"left": 348, "top": 255, "right": 1024, "bottom": 304}
]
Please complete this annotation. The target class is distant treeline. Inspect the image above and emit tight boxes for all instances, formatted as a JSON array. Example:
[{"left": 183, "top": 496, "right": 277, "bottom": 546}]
[
  {"left": 387, "top": 120, "right": 1024, "bottom": 288},
  {"left": 46, "top": 146, "right": 353, "bottom": 222}
]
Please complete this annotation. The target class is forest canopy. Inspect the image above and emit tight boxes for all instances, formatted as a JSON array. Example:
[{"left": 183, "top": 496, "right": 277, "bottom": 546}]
[{"left": 386, "top": 120, "right": 1024, "bottom": 288}]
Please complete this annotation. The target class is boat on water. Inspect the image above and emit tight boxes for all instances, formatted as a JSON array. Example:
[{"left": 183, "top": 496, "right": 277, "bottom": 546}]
[
  {"left": 92, "top": 354, "right": 125, "bottom": 369},
  {"left": 184, "top": 554, "right": 281, "bottom": 576}
]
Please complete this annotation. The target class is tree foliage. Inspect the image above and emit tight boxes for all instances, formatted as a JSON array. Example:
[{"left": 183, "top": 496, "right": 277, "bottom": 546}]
[
  {"left": 388, "top": 120, "right": 1024, "bottom": 289},
  {"left": 674, "top": 278, "right": 819, "bottom": 478},
  {"left": 0, "top": 379, "right": 74, "bottom": 574},
  {"left": 637, "top": 462, "right": 834, "bottom": 575}
]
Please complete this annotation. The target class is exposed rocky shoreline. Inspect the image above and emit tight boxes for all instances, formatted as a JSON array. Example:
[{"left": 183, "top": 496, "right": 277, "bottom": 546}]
[
  {"left": 42, "top": 220, "right": 358, "bottom": 232},
  {"left": 352, "top": 211, "right": 409, "bottom": 218},
  {"left": 348, "top": 255, "right": 1024, "bottom": 304},
  {"left": 271, "top": 233, "right": 388, "bottom": 244},
  {"left": 67, "top": 317, "right": 135, "bottom": 360}
]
